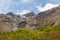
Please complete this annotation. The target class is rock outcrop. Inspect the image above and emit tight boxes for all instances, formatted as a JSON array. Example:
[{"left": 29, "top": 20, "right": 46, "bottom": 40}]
[
  {"left": 0, "top": 13, "right": 17, "bottom": 32},
  {"left": 35, "top": 5, "right": 60, "bottom": 28}
]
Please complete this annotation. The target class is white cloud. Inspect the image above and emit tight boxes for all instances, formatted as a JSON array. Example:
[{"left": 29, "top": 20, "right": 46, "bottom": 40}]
[
  {"left": 17, "top": 9, "right": 31, "bottom": 15},
  {"left": 36, "top": 3, "right": 59, "bottom": 12}
]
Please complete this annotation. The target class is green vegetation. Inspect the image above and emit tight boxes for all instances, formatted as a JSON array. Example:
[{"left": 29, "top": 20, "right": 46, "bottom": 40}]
[{"left": 0, "top": 26, "right": 60, "bottom": 40}]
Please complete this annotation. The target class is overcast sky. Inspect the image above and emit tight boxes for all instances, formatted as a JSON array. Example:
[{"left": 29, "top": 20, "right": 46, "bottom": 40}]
[{"left": 0, "top": 0, "right": 60, "bottom": 14}]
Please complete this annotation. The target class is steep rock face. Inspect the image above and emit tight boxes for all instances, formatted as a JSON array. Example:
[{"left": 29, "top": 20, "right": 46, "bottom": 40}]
[
  {"left": 17, "top": 21, "right": 27, "bottom": 28},
  {"left": 22, "top": 12, "right": 37, "bottom": 29},
  {"left": 6, "top": 12, "right": 15, "bottom": 17},
  {"left": 6, "top": 12, "right": 27, "bottom": 29},
  {"left": 36, "top": 5, "right": 60, "bottom": 27},
  {"left": 26, "top": 16, "right": 38, "bottom": 29},
  {"left": 0, "top": 13, "right": 17, "bottom": 32},
  {"left": 24, "top": 12, "right": 35, "bottom": 17},
  {"left": 0, "top": 12, "right": 28, "bottom": 31}
]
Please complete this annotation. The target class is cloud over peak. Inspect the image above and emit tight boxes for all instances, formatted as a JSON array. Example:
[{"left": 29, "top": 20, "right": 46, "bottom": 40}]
[
  {"left": 36, "top": 3, "right": 59, "bottom": 12},
  {"left": 17, "top": 9, "right": 31, "bottom": 15}
]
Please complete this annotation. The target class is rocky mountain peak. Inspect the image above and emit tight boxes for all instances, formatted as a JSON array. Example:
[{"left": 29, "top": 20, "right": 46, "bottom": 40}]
[
  {"left": 35, "top": 5, "right": 60, "bottom": 27},
  {"left": 24, "top": 12, "right": 35, "bottom": 17},
  {"left": 6, "top": 12, "right": 15, "bottom": 17}
]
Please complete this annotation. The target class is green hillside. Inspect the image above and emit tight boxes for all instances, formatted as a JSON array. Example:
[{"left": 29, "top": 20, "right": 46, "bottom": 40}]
[{"left": 0, "top": 26, "right": 60, "bottom": 40}]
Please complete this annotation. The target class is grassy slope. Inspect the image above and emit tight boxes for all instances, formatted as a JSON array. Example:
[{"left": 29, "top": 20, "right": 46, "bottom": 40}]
[{"left": 0, "top": 26, "right": 60, "bottom": 40}]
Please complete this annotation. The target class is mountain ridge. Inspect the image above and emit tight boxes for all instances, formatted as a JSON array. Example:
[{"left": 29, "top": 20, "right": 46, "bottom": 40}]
[{"left": 0, "top": 5, "right": 60, "bottom": 31}]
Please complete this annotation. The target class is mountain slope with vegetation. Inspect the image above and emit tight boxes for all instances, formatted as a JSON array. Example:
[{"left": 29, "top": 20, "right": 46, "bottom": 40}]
[
  {"left": 0, "top": 5, "right": 60, "bottom": 40},
  {"left": 0, "top": 26, "right": 60, "bottom": 40}
]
